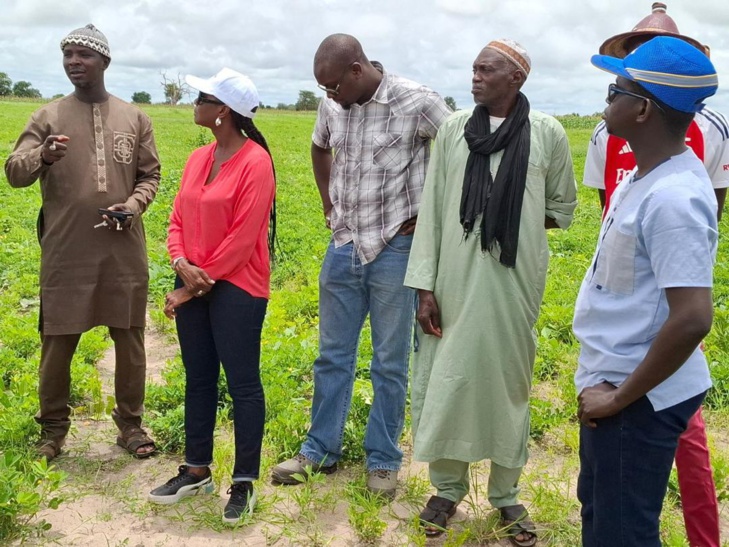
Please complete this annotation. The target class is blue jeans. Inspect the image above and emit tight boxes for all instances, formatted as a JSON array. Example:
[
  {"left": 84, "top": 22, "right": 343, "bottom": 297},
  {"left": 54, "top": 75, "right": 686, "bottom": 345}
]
[
  {"left": 300, "top": 235, "right": 415, "bottom": 471},
  {"left": 578, "top": 390, "right": 705, "bottom": 546},
  {"left": 175, "top": 279, "right": 268, "bottom": 481}
]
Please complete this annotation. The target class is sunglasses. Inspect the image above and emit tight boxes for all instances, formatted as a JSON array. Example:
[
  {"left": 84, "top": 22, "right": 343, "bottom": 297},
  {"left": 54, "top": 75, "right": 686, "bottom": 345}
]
[
  {"left": 606, "top": 83, "right": 665, "bottom": 113},
  {"left": 317, "top": 61, "right": 356, "bottom": 96},
  {"left": 194, "top": 93, "right": 224, "bottom": 106}
]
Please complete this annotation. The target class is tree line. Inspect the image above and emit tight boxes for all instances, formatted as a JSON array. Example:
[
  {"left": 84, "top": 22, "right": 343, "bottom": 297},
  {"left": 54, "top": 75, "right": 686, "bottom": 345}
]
[
  {"left": 2, "top": 70, "right": 458, "bottom": 111},
  {"left": 278, "top": 91, "right": 457, "bottom": 112},
  {"left": 0, "top": 72, "right": 42, "bottom": 99}
]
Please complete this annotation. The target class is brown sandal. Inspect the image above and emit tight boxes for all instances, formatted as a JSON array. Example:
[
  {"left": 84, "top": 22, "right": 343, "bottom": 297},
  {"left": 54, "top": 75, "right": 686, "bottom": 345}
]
[
  {"left": 500, "top": 504, "right": 537, "bottom": 547},
  {"left": 36, "top": 438, "right": 64, "bottom": 461},
  {"left": 419, "top": 495, "right": 457, "bottom": 536},
  {"left": 116, "top": 427, "right": 156, "bottom": 459}
]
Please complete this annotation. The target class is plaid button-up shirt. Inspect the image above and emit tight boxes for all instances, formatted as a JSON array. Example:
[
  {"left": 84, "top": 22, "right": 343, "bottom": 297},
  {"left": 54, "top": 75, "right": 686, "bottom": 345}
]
[{"left": 312, "top": 71, "right": 451, "bottom": 264}]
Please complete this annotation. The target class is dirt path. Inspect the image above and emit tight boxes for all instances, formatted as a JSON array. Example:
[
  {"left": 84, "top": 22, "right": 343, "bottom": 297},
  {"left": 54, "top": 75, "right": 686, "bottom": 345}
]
[{"left": 14, "top": 325, "right": 729, "bottom": 546}]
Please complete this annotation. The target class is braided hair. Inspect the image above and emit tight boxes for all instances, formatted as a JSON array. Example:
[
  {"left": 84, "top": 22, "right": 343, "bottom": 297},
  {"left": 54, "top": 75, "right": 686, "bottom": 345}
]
[{"left": 231, "top": 110, "right": 277, "bottom": 261}]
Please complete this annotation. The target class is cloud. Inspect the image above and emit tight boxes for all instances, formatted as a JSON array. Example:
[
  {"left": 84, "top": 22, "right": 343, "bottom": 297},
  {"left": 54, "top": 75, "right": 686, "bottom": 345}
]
[{"left": 0, "top": 0, "right": 726, "bottom": 115}]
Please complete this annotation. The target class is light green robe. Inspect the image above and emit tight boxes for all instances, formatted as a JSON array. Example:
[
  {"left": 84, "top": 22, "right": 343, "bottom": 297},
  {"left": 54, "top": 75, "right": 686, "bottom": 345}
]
[{"left": 404, "top": 108, "right": 577, "bottom": 468}]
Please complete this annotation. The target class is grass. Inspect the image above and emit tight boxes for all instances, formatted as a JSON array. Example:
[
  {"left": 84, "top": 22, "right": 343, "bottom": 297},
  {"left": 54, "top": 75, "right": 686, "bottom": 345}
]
[{"left": 1, "top": 99, "right": 728, "bottom": 544}]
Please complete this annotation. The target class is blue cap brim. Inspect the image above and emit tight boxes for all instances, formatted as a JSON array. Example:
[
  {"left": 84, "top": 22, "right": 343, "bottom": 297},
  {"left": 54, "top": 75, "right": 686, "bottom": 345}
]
[{"left": 590, "top": 54, "right": 633, "bottom": 81}]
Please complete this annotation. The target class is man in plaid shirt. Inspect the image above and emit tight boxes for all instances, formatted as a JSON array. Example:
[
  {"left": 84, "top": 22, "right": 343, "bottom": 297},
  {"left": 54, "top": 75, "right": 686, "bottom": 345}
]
[{"left": 272, "top": 33, "right": 451, "bottom": 498}]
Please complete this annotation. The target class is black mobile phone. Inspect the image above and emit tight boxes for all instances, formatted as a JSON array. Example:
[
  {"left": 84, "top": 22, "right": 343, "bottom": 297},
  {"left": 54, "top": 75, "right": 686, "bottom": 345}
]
[{"left": 98, "top": 208, "right": 133, "bottom": 221}]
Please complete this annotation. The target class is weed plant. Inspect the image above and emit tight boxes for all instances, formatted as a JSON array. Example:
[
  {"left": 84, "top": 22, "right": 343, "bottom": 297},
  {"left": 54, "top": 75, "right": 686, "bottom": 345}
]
[{"left": 0, "top": 453, "right": 64, "bottom": 541}]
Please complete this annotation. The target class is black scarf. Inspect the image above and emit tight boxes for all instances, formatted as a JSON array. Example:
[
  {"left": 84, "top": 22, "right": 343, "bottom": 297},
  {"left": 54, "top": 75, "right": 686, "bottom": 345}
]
[{"left": 460, "top": 92, "right": 531, "bottom": 268}]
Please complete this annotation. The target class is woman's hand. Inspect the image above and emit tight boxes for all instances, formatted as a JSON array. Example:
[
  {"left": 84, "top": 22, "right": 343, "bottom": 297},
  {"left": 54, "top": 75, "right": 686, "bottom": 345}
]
[
  {"left": 176, "top": 259, "right": 215, "bottom": 296},
  {"left": 164, "top": 287, "right": 193, "bottom": 319}
]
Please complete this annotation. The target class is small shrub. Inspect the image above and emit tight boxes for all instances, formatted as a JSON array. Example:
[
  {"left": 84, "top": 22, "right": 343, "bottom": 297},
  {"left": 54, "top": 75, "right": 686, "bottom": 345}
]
[
  {"left": 0, "top": 453, "right": 65, "bottom": 542},
  {"left": 146, "top": 404, "right": 186, "bottom": 453}
]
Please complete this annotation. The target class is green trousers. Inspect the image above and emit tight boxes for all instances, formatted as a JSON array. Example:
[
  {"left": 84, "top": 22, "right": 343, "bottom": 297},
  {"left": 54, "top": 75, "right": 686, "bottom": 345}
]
[{"left": 429, "top": 458, "right": 522, "bottom": 508}]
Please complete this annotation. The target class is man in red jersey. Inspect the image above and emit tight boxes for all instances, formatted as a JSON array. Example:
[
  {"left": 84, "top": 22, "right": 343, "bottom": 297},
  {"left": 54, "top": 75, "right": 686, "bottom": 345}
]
[{"left": 582, "top": 5, "right": 727, "bottom": 546}]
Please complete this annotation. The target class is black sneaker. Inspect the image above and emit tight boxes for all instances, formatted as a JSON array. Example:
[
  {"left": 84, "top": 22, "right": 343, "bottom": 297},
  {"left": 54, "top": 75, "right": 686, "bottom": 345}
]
[
  {"left": 148, "top": 465, "right": 214, "bottom": 504},
  {"left": 222, "top": 482, "right": 257, "bottom": 525}
]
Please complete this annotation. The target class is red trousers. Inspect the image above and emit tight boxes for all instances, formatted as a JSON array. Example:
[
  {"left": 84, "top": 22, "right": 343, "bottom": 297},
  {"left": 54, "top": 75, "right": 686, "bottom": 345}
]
[{"left": 675, "top": 407, "right": 720, "bottom": 547}]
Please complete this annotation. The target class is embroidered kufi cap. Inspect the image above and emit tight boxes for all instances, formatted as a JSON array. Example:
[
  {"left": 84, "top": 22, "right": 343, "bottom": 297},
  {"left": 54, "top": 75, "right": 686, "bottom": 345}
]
[
  {"left": 484, "top": 39, "right": 531, "bottom": 79},
  {"left": 591, "top": 36, "right": 717, "bottom": 113},
  {"left": 60, "top": 24, "right": 111, "bottom": 59}
]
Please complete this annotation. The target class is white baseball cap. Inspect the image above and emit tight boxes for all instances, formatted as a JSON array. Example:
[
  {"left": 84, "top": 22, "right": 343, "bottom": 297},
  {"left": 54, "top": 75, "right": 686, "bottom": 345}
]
[{"left": 185, "top": 67, "right": 259, "bottom": 118}]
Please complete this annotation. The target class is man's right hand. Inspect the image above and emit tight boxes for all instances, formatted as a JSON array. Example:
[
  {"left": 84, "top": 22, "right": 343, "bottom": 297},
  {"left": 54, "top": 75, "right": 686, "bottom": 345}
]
[
  {"left": 41, "top": 135, "right": 70, "bottom": 165},
  {"left": 324, "top": 206, "right": 332, "bottom": 230},
  {"left": 176, "top": 259, "right": 215, "bottom": 296},
  {"left": 417, "top": 289, "right": 442, "bottom": 338}
]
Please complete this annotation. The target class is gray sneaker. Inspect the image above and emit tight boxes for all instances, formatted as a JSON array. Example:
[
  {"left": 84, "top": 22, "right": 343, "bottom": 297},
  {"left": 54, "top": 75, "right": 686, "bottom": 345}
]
[
  {"left": 367, "top": 469, "right": 398, "bottom": 499},
  {"left": 271, "top": 453, "right": 337, "bottom": 484}
]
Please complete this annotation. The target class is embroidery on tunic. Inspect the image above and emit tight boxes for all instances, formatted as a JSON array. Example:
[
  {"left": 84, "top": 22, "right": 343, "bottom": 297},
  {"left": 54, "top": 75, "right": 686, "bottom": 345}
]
[
  {"left": 113, "top": 132, "right": 135, "bottom": 165},
  {"left": 92, "top": 103, "right": 107, "bottom": 192}
]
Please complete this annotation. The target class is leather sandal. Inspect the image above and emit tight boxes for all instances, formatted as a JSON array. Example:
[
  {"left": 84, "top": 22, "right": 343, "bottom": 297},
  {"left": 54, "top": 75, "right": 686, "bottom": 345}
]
[
  {"left": 500, "top": 504, "right": 537, "bottom": 547},
  {"left": 116, "top": 426, "right": 156, "bottom": 458},
  {"left": 419, "top": 495, "right": 457, "bottom": 536}
]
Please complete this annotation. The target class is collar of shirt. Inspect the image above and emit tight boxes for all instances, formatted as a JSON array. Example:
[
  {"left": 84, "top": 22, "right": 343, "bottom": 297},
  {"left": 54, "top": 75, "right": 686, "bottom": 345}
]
[{"left": 370, "top": 70, "right": 389, "bottom": 105}]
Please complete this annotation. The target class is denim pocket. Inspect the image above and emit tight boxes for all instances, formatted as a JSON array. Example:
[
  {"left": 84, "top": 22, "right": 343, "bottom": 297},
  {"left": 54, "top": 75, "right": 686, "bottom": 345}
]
[{"left": 384, "top": 233, "right": 413, "bottom": 254}]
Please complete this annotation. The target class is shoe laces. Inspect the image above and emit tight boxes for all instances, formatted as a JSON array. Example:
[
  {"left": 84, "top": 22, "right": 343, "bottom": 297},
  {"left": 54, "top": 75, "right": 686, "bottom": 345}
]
[
  {"left": 371, "top": 469, "right": 394, "bottom": 479},
  {"left": 227, "top": 482, "right": 253, "bottom": 505},
  {"left": 164, "top": 465, "right": 199, "bottom": 487}
]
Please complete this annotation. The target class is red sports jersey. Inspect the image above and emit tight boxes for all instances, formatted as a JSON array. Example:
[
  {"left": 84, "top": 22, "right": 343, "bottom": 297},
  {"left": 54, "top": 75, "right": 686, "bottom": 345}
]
[
  {"left": 603, "top": 121, "right": 704, "bottom": 214},
  {"left": 583, "top": 107, "right": 729, "bottom": 216}
]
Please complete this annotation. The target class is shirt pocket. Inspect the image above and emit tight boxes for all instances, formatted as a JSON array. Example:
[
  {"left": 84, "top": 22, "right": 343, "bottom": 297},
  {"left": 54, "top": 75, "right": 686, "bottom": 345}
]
[
  {"left": 329, "top": 126, "right": 346, "bottom": 151},
  {"left": 372, "top": 132, "right": 407, "bottom": 171},
  {"left": 593, "top": 229, "right": 636, "bottom": 295},
  {"left": 526, "top": 159, "right": 542, "bottom": 178},
  {"left": 330, "top": 128, "right": 348, "bottom": 175}
]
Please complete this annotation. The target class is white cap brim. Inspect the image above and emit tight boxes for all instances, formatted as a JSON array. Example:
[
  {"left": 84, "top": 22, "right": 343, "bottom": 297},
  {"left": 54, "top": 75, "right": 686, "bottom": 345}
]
[
  {"left": 185, "top": 68, "right": 259, "bottom": 118},
  {"left": 185, "top": 74, "right": 216, "bottom": 95}
]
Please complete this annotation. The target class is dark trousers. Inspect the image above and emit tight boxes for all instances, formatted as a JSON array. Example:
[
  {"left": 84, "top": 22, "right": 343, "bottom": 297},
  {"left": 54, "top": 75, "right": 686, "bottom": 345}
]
[
  {"left": 175, "top": 279, "right": 267, "bottom": 481},
  {"left": 578, "top": 391, "right": 705, "bottom": 547},
  {"left": 36, "top": 327, "right": 146, "bottom": 440}
]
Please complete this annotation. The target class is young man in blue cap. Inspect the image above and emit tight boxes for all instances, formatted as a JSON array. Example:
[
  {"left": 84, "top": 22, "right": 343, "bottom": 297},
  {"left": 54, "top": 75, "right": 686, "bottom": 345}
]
[
  {"left": 581, "top": 6, "right": 726, "bottom": 546},
  {"left": 573, "top": 36, "right": 719, "bottom": 546}
]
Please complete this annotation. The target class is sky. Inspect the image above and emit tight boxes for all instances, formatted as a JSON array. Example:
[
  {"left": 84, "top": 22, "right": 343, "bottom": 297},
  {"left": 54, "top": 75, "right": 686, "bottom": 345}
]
[{"left": 1, "top": 0, "right": 728, "bottom": 115}]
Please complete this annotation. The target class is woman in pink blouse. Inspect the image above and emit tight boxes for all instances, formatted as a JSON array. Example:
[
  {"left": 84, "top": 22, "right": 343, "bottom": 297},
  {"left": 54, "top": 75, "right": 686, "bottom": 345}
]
[{"left": 148, "top": 68, "right": 275, "bottom": 525}]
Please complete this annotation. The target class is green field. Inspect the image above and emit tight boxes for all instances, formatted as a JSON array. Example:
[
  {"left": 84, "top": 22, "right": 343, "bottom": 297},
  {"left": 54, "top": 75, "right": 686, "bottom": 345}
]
[{"left": 1, "top": 101, "right": 728, "bottom": 545}]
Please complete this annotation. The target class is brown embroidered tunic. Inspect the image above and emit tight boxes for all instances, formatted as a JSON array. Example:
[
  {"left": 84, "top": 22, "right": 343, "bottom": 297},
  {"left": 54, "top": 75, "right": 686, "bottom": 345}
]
[{"left": 5, "top": 94, "right": 160, "bottom": 335}]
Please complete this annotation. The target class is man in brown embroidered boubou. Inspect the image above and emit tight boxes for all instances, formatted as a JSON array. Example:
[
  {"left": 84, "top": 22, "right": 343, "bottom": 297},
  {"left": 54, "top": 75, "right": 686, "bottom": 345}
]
[{"left": 4, "top": 24, "right": 160, "bottom": 460}]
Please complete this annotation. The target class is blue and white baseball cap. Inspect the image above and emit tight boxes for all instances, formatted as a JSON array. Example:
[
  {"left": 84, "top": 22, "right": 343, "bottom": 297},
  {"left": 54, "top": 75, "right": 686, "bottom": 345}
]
[{"left": 591, "top": 36, "right": 718, "bottom": 113}]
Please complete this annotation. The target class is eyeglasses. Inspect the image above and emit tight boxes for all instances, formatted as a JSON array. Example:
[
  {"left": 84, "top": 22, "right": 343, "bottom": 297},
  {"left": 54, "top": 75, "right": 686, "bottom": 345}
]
[
  {"left": 317, "top": 61, "right": 356, "bottom": 96},
  {"left": 606, "top": 83, "right": 665, "bottom": 113},
  {"left": 194, "top": 93, "right": 224, "bottom": 106}
]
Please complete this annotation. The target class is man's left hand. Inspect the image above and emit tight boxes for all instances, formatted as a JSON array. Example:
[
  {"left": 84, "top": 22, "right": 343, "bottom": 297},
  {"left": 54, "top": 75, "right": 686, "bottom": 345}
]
[
  {"left": 104, "top": 203, "right": 134, "bottom": 230},
  {"left": 577, "top": 382, "right": 621, "bottom": 428},
  {"left": 398, "top": 216, "right": 417, "bottom": 235}
]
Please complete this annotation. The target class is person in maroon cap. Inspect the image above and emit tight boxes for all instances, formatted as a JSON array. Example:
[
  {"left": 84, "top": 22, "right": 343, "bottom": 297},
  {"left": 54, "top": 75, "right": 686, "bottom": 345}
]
[{"left": 582, "top": 5, "right": 726, "bottom": 546}]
